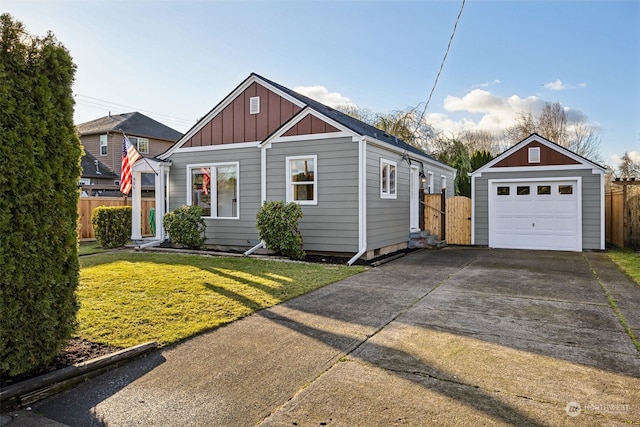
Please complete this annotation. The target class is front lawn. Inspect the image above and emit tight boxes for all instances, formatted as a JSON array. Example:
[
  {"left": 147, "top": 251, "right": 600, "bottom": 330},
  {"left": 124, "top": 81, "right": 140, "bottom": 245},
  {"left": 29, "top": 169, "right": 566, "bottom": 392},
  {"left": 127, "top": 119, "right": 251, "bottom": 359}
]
[
  {"left": 607, "top": 249, "right": 640, "bottom": 286},
  {"left": 77, "top": 252, "right": 365, "bottom": 348}
]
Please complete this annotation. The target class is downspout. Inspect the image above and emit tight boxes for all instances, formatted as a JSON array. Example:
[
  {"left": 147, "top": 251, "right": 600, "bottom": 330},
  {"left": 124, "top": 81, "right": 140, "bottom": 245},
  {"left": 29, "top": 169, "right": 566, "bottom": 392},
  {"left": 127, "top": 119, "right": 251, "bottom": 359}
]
[
  {"left": 243, "top": 142, "right": 268, "bottom": 257},
  {"left": 348, "top": 136, "right": 367, "bottom": 265}
]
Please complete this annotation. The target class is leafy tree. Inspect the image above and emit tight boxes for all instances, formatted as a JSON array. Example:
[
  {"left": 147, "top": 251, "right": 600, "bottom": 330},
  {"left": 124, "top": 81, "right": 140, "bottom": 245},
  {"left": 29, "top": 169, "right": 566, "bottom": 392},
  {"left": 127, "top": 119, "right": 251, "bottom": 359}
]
[
  {"left": 470, "top": 150, "right": 494, "bottom": 172},
  {"left": 0, "top": 14, "right": 82, "bottom": 376},
  {"left": 434, "top": 137, "right": 471, "bottom": 197}
]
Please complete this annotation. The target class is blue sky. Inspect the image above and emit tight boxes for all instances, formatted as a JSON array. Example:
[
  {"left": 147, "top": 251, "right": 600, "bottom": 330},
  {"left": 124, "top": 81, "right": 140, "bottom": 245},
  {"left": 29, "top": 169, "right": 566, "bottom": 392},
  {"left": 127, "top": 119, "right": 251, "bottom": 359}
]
[{"left": 4, "top": 0, "right": 639, "bottom": 166}]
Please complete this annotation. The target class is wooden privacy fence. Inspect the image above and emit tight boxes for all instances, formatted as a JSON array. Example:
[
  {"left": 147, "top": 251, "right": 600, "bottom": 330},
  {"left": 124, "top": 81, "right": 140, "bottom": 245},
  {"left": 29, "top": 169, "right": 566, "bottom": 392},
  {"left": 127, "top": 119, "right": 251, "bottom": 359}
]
[
  {"left": 78, "top": 197, "right": 156, "bottom": 240},
  {"left": 606, "top": 189, "right": 640, "bottom": 249},
  {"left": 424, "top": 194, "right": 472, "bottom": 245}
]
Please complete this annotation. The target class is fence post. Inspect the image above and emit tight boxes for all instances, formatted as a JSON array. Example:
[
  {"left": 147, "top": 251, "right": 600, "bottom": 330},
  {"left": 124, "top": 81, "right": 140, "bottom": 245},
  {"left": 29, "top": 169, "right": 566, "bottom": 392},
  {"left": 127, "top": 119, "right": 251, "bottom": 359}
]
[{"left": 441, "top": 188, "right": 446, "bottom": 241}]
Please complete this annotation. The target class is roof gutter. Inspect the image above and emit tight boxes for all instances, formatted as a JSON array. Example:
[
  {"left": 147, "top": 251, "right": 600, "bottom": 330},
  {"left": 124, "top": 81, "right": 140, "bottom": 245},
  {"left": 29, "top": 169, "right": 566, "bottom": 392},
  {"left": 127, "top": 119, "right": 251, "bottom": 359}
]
[{"left": 348, "top": 136, "right": 367, "bottom": 266}]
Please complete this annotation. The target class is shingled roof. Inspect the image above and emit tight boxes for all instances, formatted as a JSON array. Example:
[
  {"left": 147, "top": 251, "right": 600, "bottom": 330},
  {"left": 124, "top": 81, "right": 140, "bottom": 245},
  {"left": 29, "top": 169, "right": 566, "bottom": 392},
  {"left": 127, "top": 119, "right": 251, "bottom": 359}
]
[
  {"left": 80, "top": 150, "right": 118, "bottom": 179},
  {"left": 77, "top": 112, "right": 183, "bottom": 142},
  {"left": 252, "top": 73, "right": 438, "bottom": 162}
]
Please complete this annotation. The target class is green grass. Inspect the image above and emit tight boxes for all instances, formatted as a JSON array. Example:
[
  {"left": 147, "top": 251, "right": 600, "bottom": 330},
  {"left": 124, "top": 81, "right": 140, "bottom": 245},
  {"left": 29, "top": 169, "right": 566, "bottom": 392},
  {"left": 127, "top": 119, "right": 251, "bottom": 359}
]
[
  {"left": 78, "top": 241, "right": 108, "bottom": 256},
  {"left": 77, "top": 252, "right": 365, "bottom": 348},
  {"left": 607, "top": 249, "right": 640, "bottom": 286}
]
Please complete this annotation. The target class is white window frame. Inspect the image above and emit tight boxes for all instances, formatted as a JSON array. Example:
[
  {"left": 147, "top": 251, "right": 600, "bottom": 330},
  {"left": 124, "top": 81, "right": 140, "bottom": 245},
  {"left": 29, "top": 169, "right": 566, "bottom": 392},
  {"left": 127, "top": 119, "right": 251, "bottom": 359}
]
[
  {"left": 529, "top": 147, "right": 540, "bottom": 163},
  {"left": 380, "top": 158, "right": 397, "bottom": 199},
  {"left": 286, "top": 155, "right": 317, "bottom": 205},
  {"left": 249, "top": 96, "right": 260, "bottom": 114},
  {"left": 129, "top": 136, "right": 149, "bottom": 154},
  {"left": 187, "top": 162, "right": 240, "bottom": 219},
  {"left": 100, "top": 134, "right": 108, "bottom": 156}
]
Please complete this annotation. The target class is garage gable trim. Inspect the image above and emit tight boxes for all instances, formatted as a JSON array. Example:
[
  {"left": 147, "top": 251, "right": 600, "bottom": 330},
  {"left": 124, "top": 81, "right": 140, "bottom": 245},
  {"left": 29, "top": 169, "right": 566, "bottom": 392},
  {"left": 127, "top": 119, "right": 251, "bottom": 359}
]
[{"left": 470, "top": 133, "right": 604, "bottom": 178}]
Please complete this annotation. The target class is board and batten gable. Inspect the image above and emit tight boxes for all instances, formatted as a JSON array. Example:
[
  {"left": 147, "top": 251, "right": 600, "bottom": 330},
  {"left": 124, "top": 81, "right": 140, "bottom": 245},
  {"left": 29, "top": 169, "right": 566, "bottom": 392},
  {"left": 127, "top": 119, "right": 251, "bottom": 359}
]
[
  {"left": 167, "top": 147, "right": 263, "bottom": 249},
  {"left": 265, "top": 136, "right": 360, "bottom": 253},
  {"left": 471, "top": 133, "right": 605, "bottom": 251}
]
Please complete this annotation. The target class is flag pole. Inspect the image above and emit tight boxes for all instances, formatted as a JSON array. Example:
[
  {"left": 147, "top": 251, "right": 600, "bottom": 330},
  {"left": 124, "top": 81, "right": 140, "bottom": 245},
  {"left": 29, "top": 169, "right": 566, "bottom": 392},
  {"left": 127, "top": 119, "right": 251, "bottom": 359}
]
[{"left": 119, "top": 129, "right": 158, "bottom": 176}]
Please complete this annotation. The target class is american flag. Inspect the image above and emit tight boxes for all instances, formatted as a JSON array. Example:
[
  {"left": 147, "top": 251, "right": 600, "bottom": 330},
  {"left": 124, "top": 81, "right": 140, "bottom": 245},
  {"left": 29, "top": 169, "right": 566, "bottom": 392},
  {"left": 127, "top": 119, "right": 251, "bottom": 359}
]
[{"left": 120, "top": 135, "right": 142, "bottom": 195}]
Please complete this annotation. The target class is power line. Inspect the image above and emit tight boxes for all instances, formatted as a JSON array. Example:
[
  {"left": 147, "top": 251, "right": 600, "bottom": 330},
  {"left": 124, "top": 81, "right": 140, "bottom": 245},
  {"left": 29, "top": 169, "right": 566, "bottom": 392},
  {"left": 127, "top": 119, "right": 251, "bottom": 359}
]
[
  {"left": 417, "top": 0, "right": 466, "bottom": 127},
  {"left": 74, "top": 94, "right": 196, "bottom": 127}
]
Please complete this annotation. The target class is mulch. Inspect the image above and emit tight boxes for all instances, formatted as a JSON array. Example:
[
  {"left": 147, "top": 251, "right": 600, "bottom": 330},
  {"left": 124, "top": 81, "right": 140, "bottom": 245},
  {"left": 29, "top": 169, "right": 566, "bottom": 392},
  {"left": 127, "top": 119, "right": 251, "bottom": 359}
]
[{"left": 0, "top": 338, "right": 120, "bottom": 389}]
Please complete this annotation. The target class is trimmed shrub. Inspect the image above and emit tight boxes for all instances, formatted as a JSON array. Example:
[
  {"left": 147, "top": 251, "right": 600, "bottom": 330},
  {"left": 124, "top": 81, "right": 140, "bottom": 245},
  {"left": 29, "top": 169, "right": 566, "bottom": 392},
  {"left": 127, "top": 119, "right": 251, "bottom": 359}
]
[
  {"left": 163, "top": 205, "right": 206, "bottom": 249},
  {"left": 0, "top": 14, "right": 82, "bottom": 376},
  {"left": 91, "top": 206, "right": 132, "bottom": 248},
  {"left": 256, "top": 201, "right": 305, "bottom": 260}
]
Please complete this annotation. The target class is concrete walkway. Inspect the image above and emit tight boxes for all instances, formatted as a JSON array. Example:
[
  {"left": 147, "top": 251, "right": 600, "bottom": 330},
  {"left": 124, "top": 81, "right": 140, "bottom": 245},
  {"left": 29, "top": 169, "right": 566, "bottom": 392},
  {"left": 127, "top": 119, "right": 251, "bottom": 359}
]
[{"left": 12, "top": 249, "right": 640, "bottom": 426}]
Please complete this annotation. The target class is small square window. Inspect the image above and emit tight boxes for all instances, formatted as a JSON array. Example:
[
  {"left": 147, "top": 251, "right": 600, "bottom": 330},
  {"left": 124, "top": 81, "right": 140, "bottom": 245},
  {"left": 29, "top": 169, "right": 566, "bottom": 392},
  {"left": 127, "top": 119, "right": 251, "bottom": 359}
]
[
  {"left": 497, "top": 186, "right": 510, "bottom": 195},
  {"left": 517, "top": 186, "right": 530, "bottom": 195},
  {"left": 537, "top": 185, "right": 551, "bottom": 195},
  {"left": 559, "top": 185, "right": 573, "bottom": 195}
]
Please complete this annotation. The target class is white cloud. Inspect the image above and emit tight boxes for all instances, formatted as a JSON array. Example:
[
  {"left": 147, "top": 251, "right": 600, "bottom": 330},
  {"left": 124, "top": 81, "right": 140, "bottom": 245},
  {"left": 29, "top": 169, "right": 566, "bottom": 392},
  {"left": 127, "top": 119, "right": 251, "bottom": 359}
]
[
  {"left": 475, "top": 79, "right": 502, "bottom": 88},
  {"left": 544, "top": 79, "right": 566, "bottom": 91},
  {"left": 425, "top": 89, "right": 592, "bottom": 137},
  {"left": 293, "top": 85, "right": 354, "bottom": 108},
  {"left": 610, "top": 151, "right": 640, "bottom": 167}
]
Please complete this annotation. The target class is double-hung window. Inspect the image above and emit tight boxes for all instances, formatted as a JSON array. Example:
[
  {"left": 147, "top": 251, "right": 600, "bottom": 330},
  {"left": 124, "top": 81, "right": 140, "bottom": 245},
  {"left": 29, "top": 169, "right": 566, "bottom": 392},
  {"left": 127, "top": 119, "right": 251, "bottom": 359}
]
[
  {"left": 380, "top": 158, "right": 397, "bottom": 199},
  {"left": 188, "top": 163, "right": 239, "bottom": 218},
  {"left": 286, "top": 155, "right": 317, "bottom": 205},
  {"left": 100, "top": 134, "right": 108, "bottom": 156}
]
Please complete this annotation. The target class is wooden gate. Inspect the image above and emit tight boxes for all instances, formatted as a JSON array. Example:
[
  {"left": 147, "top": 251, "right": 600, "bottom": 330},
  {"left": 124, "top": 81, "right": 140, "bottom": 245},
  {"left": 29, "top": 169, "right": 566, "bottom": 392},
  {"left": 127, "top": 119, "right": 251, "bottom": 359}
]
[
  {"left": 445, "top": 196, "right": 472, "bottom": 245},
  {"left": 423, "top": 194, "right": 472, "bottom": 245}
]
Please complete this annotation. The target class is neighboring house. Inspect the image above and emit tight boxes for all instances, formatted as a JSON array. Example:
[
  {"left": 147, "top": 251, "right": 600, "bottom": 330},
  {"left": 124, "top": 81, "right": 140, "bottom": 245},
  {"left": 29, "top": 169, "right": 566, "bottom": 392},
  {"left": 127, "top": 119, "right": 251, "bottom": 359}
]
[
  {"left": 470, "top": 133, "right": 605, "bottom": 251},
  {"left": 76, "top": 111, "right": 183, "bottom": 195},
  {"left": 144, "top": 73, "right": 455, "bottom": 263},
  {"left": 79, "top": 151, "right": 119, "bottom": 196}
]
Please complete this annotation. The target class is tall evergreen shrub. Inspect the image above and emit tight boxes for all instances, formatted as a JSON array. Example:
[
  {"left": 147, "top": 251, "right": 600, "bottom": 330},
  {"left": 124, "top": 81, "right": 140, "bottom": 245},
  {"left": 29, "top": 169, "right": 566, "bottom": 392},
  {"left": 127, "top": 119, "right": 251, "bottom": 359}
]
[{"left": 0, "top": 14, "right": 82, "bottom": 376}]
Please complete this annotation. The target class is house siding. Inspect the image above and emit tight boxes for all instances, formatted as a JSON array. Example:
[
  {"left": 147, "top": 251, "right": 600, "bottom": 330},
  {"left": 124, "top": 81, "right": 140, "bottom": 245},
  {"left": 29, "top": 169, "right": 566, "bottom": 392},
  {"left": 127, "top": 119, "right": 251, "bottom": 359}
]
[
  {"left": 167, "top": 148, "right": 262, "bottom": 248},
  {"left": 81, "top": 133, "right": 174, "bottom": 176},
  {"left": 473, "top": 168, "right": 602, "bottom": 250},
  {"left": 366, "top": 144, "right": 409, "bottom": 250},
  {"left": 266, "top": 136, "right": 359, "bottom": 253}
]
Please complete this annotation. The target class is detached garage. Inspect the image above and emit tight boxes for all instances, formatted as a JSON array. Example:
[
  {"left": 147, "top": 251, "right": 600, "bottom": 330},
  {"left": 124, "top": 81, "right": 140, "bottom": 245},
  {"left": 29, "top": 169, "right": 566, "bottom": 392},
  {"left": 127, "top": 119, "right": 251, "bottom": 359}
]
[{"left": 470, "top": 133, "right": 605, "bottom": 251}]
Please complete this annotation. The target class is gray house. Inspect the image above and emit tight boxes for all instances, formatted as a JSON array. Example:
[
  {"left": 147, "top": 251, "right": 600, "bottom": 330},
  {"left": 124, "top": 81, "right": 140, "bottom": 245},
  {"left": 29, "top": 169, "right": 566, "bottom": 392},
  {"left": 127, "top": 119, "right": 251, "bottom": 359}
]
[
  {"left": 151, "top": 73, "right": 455, "bottom": 263},
  {"left": 470, "top": 133, "right": 605, "bottom": 251}
]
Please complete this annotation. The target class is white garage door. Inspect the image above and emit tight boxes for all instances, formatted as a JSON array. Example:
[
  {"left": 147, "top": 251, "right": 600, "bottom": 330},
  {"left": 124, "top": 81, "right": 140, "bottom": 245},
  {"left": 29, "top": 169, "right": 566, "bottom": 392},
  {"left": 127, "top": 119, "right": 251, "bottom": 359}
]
[{"left": 489, "top": 180, "right": 581, "bottom": 251}]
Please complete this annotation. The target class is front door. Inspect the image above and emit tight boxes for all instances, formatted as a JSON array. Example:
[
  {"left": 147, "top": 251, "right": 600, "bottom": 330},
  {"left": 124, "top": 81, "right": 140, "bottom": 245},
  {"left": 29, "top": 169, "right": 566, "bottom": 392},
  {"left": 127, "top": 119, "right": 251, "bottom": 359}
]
[{"left": 410, "top": 166, "right": 420, "bottom": 231}]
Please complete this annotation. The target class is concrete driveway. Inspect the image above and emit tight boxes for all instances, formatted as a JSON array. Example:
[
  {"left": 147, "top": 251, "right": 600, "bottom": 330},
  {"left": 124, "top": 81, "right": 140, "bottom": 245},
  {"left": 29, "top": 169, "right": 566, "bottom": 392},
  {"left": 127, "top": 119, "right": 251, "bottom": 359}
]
[{"left": 29, "top": 248, "right": 640, "bottom": 426}]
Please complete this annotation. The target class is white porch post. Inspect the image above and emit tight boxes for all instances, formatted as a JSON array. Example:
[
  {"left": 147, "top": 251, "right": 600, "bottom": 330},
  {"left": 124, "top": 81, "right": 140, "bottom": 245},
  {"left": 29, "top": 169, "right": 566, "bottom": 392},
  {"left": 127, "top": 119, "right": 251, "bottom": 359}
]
[
  {"left": 155, "top": 164, "right": 168, "bottom": 240},
  {"left": 131, "top": 170, "right": 142, "bottom": 241}
]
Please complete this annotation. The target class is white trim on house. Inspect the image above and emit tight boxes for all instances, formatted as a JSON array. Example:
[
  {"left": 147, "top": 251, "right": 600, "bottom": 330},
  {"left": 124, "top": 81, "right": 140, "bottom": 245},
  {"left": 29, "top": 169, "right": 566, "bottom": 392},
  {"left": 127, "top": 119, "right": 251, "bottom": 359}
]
[
  {"left": 473, "top": 164, "right": 603, "bottom": 176},
  {"left": 285, "top": 155, "right": 318, "bottom": 206},
  {"left": 186, "top": 161, "right": 240, "bottom": 220},
  {"left": 171, "top": 141, "right": 261, "bottom": 154},
  {"left": 261, "top": 107, "right": 359, "bottom": 147},
  {"left": 487, "top": 177, "right": 582, "bottom": 251},
  {"left": 471, "top": 133, "right": 605, "bottom": 177},
  {"left": 348, "top": 136, "right": 367, "bottom": 266},
  {"left": 380, "top": 158, "right": 398, "bottom": 199},
  {"left": 159, "top": 75, "right": 307, "bottom": 159}
]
